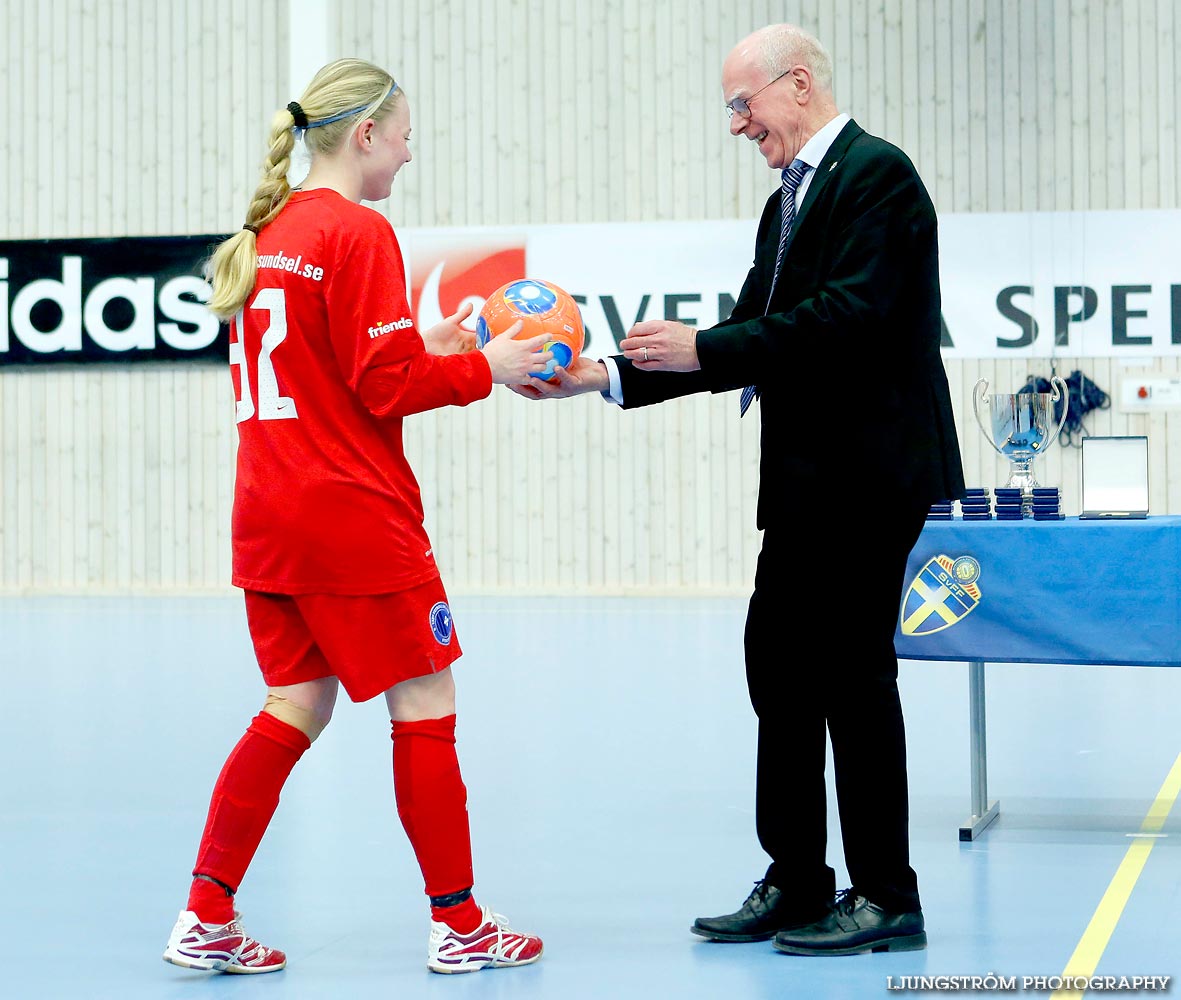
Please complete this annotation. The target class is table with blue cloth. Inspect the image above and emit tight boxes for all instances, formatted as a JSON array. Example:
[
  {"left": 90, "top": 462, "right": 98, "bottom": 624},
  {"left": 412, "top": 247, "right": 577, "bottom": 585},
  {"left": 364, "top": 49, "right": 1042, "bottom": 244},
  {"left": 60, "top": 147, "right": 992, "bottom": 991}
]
[{"left": 894, "top": 515, "right": 1181, "bottom": 838}]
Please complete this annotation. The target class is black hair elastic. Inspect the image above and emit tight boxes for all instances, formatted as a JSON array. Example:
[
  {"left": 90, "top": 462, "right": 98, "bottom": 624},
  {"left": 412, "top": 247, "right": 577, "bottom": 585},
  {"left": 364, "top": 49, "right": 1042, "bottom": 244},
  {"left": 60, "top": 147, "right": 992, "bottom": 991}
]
[
  {"left": 287, "top": 101, "right": 309, "bottom": 128},
  {"left": 242, "top": 223, "right": 259, "bottom": 235}
]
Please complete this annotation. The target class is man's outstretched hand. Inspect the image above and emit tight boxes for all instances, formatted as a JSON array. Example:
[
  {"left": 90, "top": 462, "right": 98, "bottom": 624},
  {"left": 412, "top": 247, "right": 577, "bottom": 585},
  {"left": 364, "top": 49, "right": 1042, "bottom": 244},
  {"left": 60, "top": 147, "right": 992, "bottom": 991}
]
[{"left": 507, "top": 356, "right": 610, "bottom": 400}]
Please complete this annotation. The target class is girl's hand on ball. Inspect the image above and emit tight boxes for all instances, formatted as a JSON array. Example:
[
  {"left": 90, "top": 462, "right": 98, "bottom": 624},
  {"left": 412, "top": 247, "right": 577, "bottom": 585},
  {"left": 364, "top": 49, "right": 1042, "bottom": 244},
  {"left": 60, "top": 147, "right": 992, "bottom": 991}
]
[
  {"left": 477, "top": 279, "right": 583, "bottom": 379},
  {"left": 423, "top": 301, "right": 477, "bottom": 355},
  {"left": 482, "top": 322, "right": 554, "bottom": 384}
]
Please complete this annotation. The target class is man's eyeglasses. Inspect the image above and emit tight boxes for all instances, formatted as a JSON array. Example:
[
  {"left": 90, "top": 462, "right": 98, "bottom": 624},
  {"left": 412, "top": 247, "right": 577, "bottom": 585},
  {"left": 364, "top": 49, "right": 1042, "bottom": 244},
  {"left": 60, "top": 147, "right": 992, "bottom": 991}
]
[{"left": 725, "top": 68, "right": 793, "bottom": 119}]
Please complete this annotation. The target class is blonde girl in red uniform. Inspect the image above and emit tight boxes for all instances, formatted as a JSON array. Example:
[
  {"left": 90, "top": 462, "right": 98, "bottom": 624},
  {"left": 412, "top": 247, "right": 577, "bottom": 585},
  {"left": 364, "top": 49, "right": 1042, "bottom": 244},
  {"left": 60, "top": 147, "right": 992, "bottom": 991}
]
[{"left": 162, "top": 58, "right": 547, "bottom": 976}]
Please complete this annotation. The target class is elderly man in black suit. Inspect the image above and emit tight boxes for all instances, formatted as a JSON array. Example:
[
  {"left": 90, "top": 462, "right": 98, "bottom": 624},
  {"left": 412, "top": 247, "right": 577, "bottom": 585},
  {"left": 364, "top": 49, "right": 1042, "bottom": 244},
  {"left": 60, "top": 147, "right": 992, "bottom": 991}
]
[{"left": 512, "top": 22, "right": 965, "bottom": 956}]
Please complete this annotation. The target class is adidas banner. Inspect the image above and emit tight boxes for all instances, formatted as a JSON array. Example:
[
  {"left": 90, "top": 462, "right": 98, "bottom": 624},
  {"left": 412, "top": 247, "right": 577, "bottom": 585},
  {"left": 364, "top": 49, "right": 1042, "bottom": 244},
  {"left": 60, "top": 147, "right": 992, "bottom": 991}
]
[{"left": 0, "top": 236, "right": 226, "bottom": 366}]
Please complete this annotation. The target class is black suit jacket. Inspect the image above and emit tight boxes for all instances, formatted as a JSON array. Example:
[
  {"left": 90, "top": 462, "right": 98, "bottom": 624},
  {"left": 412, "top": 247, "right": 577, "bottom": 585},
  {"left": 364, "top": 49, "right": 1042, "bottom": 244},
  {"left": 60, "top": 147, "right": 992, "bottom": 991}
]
[{"left": 615, "top": 119, "right": 966, "bottom": 528}]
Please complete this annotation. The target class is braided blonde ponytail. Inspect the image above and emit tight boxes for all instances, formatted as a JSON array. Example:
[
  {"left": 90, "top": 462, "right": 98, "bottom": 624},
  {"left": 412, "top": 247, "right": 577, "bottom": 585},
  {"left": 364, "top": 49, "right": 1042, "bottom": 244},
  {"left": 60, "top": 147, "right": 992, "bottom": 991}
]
[{"left": 205, "top": 58, "right": 400, "bottom": 321}]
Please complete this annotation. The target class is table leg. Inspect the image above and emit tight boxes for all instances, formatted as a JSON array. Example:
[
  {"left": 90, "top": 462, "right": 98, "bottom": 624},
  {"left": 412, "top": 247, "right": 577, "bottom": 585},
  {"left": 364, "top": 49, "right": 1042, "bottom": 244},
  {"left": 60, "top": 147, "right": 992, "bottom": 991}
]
[{"left": 960, "top": 659, "right": 1000, "bottom": 841}]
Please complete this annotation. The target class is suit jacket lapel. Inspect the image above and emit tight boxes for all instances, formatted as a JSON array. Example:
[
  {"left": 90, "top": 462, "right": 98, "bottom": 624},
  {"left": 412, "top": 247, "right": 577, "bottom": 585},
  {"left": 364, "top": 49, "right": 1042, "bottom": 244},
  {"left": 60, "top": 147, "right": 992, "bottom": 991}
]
[{"left": 789, "top": 118, "right": 864, "bottom": 238}]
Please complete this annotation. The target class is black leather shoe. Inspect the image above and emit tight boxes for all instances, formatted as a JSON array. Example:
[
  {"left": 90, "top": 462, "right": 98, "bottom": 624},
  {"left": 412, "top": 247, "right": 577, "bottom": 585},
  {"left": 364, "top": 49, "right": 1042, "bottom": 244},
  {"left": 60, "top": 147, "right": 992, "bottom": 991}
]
[
  {"left": 691, "top": 880, "right": 824, "bottom": 942},
  {"left": 772, "top": 890, "right": 926, "bottom": 956}
]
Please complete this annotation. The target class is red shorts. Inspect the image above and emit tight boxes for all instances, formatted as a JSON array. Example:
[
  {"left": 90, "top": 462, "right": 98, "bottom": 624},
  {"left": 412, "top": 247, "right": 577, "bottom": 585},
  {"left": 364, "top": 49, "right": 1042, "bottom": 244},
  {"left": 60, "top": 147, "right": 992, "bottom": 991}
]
[{"left": 243, "top": 578, "right": 462, "bottom": 703}]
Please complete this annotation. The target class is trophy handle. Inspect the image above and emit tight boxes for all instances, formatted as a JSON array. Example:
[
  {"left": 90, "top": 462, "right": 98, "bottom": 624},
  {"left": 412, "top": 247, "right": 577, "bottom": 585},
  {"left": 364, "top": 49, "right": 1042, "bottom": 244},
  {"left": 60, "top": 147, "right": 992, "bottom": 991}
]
[
  {"left": 1044, "top": 374, "right": 1069, "bottom": 450},
  {"left": 972, "top": 377, "right": 1004, "bottom": 456}
]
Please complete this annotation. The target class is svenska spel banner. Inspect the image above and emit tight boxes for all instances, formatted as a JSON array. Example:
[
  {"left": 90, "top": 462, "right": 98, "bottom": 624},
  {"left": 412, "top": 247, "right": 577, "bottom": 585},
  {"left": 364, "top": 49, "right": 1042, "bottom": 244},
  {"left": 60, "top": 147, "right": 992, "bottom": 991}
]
[{"left": 3, "top": 210, "right": 1178, "bottom": 365}]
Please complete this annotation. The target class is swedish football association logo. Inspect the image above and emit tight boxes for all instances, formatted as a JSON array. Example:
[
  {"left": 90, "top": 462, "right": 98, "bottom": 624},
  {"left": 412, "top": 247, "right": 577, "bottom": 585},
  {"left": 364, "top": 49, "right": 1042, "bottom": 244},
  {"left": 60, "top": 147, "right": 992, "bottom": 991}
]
[{"left": 900, "top": 555, "right": 981, "bottom": 636}]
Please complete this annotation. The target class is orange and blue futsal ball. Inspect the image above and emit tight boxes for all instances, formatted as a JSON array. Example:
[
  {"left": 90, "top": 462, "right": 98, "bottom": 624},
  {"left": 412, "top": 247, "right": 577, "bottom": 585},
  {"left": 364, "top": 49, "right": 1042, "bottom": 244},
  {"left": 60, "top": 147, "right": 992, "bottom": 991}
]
[{"left": 476, "top": 279, "right": 584, "bottom": 381}]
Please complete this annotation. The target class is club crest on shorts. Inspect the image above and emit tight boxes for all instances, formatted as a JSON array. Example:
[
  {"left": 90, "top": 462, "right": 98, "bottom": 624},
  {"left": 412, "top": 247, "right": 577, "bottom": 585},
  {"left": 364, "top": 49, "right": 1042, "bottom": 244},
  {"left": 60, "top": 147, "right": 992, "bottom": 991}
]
[
  {"left": 900, "top": 554, "right": 981, "bottom": 636},
  {"left": 429, "top": 601, "right": 453, "bottom": 645}
]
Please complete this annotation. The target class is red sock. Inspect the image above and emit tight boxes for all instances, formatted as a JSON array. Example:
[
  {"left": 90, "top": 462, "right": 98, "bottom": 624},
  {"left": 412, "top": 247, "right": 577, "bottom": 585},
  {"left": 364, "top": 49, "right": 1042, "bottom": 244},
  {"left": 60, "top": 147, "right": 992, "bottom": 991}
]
[
  {"left": 391, "top": 715, "right": 479, "bottom": 930},
  {"left": 431, "top": 895, "right": 482, "bottom": 934},
  {"left": 186, "top": 710, "right": 311, "bottom": 924}
]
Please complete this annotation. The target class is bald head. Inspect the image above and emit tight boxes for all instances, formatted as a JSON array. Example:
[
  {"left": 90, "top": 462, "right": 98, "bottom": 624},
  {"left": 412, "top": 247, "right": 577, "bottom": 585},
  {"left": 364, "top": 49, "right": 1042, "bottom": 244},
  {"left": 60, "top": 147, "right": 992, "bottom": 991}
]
[{"left": 724, "top": 24, "right": 835, "bottom": 97}]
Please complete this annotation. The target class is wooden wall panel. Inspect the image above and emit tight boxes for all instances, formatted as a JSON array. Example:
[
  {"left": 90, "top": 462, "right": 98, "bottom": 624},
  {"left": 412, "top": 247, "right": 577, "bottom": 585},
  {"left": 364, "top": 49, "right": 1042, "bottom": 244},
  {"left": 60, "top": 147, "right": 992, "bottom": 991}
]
[{"left": 1, "top": 0, "right": 1179, "bottom": 594}]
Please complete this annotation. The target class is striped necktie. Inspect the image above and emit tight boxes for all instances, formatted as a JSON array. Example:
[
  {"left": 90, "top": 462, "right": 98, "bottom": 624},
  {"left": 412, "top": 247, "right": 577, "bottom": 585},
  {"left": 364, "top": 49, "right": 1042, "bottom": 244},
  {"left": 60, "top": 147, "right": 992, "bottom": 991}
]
[{"left": 740, "top": 157, "right": 809, "bottom": 417}]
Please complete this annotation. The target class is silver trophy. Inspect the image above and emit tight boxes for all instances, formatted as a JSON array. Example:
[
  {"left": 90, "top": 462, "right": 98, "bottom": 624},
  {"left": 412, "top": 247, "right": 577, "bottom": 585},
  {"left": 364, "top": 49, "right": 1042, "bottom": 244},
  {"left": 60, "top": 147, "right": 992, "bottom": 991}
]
[{"left": 972, "top": 376, "right": 1069, "bottom": 497}]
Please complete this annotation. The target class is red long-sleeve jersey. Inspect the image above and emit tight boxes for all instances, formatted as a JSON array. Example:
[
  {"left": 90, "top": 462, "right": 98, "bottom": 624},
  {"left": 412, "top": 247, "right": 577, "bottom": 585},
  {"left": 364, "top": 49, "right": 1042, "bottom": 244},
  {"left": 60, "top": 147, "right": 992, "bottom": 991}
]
[{"left": 228, "top": 189, "right": 492, "bottom": 594}]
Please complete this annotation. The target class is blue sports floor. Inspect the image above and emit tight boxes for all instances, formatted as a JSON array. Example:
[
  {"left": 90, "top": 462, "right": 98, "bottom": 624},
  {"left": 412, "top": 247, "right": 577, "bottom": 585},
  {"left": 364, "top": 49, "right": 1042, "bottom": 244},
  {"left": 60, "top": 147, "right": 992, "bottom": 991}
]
[{"left": 2, "top": 595, "right": 1179, "bottom": 999}]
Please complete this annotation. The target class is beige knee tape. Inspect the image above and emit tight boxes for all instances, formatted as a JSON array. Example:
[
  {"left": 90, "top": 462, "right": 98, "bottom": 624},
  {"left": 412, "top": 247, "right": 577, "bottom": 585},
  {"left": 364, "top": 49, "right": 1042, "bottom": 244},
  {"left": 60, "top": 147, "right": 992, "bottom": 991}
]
[{"left": 264, "top": 692, "right": 326, "bottom": 742}]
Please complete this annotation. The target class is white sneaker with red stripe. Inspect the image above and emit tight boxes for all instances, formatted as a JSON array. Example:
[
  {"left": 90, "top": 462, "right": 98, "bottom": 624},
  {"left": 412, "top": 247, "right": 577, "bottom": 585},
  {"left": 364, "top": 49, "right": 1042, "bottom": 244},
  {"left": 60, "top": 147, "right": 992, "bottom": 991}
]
[
  {"left": 162, "top": 910, "right": 287, "bottom": 974},
  {"left": 427, "top": 905, "right": 543, "bottom": 973}
]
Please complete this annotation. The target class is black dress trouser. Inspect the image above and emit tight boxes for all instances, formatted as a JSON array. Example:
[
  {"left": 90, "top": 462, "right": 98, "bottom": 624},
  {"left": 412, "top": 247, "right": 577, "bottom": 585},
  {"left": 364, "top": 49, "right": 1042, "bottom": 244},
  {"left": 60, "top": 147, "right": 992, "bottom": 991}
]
[{"left": 744, "top": 494, "right": 931, "bottom": 915}]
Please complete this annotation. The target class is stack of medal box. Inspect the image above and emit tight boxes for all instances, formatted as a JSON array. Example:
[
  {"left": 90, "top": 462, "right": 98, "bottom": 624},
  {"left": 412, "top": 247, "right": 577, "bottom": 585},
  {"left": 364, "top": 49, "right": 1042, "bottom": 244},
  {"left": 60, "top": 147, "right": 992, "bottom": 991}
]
[
  {"left": 1031, "top": 486, "right": 1064, "bottom": 520},
  {"left": 927, "top": 498, "right": 954, "bottom": 520},
  {"left": 959, "top": 488, "right": 992, "bottom": 520},
  {"left": 994, "top": 487, "right": 1025, "bottom": 520}
]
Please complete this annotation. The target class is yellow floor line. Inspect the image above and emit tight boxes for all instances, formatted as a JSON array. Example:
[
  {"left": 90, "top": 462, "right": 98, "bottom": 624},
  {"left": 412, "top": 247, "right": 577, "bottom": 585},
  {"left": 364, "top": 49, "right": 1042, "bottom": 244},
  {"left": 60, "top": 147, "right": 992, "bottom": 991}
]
[{"left": 1050, "top": 750, "right": 1181, "bottom": 1000}]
